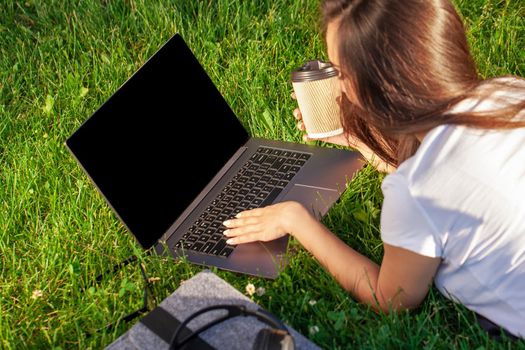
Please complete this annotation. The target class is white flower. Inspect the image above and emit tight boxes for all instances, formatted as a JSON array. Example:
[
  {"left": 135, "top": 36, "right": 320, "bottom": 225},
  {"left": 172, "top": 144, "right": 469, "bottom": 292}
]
[
  {"left": 245, "top": 283, "right": 255, "bottom": 296},
  {"left": 255, "top": 287, "right": 266, "bottom": 296},
  {"left": 31, "top": 290, "right": 43, "bottom": 299},
  {"left": 308, "top": 299, "right": 317, "bottom": 306},
  {"left": 309, "top": 325, "right": 319, "bottom": 335}
]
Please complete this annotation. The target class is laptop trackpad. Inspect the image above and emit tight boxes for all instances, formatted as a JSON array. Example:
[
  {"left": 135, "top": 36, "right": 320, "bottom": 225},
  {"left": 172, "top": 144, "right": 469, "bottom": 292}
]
[{"left": 283, "top": 184, "right": 341, "bottom": 219}]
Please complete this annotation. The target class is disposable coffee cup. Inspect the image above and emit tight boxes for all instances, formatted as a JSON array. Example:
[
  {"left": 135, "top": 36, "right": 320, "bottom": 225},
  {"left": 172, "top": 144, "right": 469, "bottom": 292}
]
[{"left": 291, "top": 60, "right": 343, "bottom": 139}]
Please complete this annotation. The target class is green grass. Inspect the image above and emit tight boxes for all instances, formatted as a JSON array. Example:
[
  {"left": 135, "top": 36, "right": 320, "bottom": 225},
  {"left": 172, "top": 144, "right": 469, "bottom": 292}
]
[{"left": 1, "top": 0, "right": 524, "bottom": 348}]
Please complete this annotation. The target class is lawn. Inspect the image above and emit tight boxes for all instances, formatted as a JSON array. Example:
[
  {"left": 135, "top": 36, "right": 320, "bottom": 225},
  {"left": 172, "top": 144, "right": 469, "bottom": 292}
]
[{"left": 1, "top": 0, "right": 524, "bottom": 349}]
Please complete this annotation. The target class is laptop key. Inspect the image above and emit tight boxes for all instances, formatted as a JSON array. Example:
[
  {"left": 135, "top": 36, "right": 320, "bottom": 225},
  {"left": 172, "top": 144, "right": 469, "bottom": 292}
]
[
  {"left": 271, "top": 157, "right": 286, "bottom": 169},
  {"left": 190, "top": 241, "right": 204, "bottom": 252},
  {"left": 253, "top": 154, "right": 267, "bottom": 164},
  {"left": 198, "top": 234, "right": 210, "bottom": 242},
  {"left": 238, "top": 188, "right": 249, "bottom": 195},
  {"left": 198, "top": 221, "right": 210, "bottom": 229},
  {"left": 219, "top": 246, "right": 235, "bottom": 258},
  {"left": 209, "top": 234, "right": 222, "bottom": 242},
  {"left": 226, "top": 189, "right": 238, "bottom": 196},
  {"left": 264, "top": 155, "right": 276, "bottom": 164},
  {"left": 300, "top": 153, "right": 311, "bottom": 160},
  {"left": 284, "top": 172, "right": 295, "bottom": 181},
  {"left": 263, "top": 185, "right": 273, "bottom": 193},
  {"left": 186, "top": 235, "right": 197, "bottom": 242},
  {"left": 238, "top": 176, "right": 249, "bottom": 184},
  {"left": 238, "top": 201, "right": 250, "bottom": 209},
  {"left": 226, "top": 201, "right": 238, "bottom": 209},
  {"left": 261, "top": 187, "right": 283, "bottom": 207},
  {"left": 202, "top": 241, "right": 216, "bottom": 254},
  {"left": 279, "top": 165, "right": 291, "bottom": 173},
  {"left": 210, "top": 239, "right": 226, "bottom": 256}
]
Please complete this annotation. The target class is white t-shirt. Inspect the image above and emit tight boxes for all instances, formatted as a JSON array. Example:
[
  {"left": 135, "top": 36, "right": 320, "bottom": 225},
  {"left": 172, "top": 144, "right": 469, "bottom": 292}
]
[{"left": 380, "top": 78, "right": 525, "bottom": 338}]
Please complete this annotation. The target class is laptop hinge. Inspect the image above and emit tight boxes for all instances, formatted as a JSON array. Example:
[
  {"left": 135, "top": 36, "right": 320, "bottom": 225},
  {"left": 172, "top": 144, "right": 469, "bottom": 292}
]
[{"left": 158, "top": 146, "right": 248, "bottom": 245}]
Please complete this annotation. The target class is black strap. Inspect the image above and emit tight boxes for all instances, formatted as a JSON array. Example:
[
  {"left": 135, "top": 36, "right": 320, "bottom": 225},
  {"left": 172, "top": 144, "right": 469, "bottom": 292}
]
[
  {"left": 140, "top": 307, "right": 215, "bottom": 349},
  {"left": 475, "top": 313, "right": 519, "bottom": 341}
]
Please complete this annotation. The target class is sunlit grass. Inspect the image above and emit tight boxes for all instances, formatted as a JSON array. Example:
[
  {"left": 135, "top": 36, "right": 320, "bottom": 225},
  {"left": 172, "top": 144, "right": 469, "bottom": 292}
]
[{"left": 1, "top": 0, "right": 523, "bottom": 348}]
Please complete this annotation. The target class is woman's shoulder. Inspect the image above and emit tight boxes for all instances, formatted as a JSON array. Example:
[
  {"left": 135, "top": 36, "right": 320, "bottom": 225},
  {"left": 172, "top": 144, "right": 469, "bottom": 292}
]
[
  {"left": 479, "top": 75, "right": 525, "bottom": 101},
  {"left": 449, "top": 75, "right": 525, "bottom": 114},
  {"left": 482, "top": 75, "right": 525, "bottom": 88},
  {"left": 387, "top": 75, "right": 525, "bottom": 186},
  {"left": 387, "top": 124, "right": 456, "bottom": 182},
  {"left": 388, "top": 120, "right": 525, "bottom": 190}
]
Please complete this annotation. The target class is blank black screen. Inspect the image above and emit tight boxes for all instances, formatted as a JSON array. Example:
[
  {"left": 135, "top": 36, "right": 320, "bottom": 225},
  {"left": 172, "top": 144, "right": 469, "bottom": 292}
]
[{"left": 66, "top": 34, "right": 249, "bottom": 248}]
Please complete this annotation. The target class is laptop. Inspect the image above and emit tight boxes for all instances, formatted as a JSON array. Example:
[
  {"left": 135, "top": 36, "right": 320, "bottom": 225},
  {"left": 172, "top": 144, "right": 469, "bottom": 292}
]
[{"left": 65, "top": 33, "right": 363, "bottom": 279}]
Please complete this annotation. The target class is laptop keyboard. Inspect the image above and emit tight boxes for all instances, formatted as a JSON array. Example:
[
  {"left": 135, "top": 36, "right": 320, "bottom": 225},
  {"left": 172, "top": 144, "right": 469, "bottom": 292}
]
[{"left": 174, "top": 146, "right": 311, "bottom": 258}]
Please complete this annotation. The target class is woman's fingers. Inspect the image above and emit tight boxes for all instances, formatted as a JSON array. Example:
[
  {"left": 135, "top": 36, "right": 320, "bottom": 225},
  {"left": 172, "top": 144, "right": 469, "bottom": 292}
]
[
  {"left": 222, "top": 209, "right": 268, "bottom": 243},
  {"left": 223, "top": 224, "right": 260, "bottom": 238},
  {"left": 293, "top": 108, "right": 302, "bottom": 120},
  {"left": 223, "top": 221, "right": 263, "bottom": 244},
  {"left": 236, "top": 207, "right": 264, "bottom": 218},
  {"left": 223, "top": 216, "right": 259, "bottom": 228},
  {"left": 225, "top": 232, "right": 260, "bottom": 245}
]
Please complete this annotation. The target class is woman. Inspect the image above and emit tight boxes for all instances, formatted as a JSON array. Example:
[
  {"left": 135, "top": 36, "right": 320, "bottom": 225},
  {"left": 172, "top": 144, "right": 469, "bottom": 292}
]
[{"left": 223, "top": 0, "right": 525, "bottom": 338}]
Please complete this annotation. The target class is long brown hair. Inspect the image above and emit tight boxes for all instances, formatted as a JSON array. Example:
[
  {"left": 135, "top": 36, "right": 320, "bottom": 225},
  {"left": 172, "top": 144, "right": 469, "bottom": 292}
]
[{"left": 322, "top": 0, "right": 525, "bottom": 167}]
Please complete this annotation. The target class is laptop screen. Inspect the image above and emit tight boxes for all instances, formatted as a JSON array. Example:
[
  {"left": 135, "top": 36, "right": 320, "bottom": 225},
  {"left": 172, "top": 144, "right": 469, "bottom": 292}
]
[{"left": 66, "top": 34, "right": 249, "bottom": 249}]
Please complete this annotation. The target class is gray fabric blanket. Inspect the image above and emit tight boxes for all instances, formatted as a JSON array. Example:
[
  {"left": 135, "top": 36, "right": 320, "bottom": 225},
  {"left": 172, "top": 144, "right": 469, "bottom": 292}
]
[{"left": 106, "top": 270, "right": 321, "bottom": 350}]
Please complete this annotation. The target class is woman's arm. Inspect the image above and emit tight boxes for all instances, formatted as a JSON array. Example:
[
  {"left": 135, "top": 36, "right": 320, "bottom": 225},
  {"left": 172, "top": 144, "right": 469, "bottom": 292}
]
[{"left": 224, "top": 201, "right": 440, "bottom": 312}]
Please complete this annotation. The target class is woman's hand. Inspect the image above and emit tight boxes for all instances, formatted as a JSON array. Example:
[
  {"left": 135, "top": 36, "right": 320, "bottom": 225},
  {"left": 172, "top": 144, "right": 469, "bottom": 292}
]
[
  {"left": 293, "top": 93, "right": 396, "bottom": 173},
  {"left": 293, "top": 106, "right": 351, "bottom": 146},
  {"left": 222, "top": 201, "right": 310, "bottom": 245}
]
